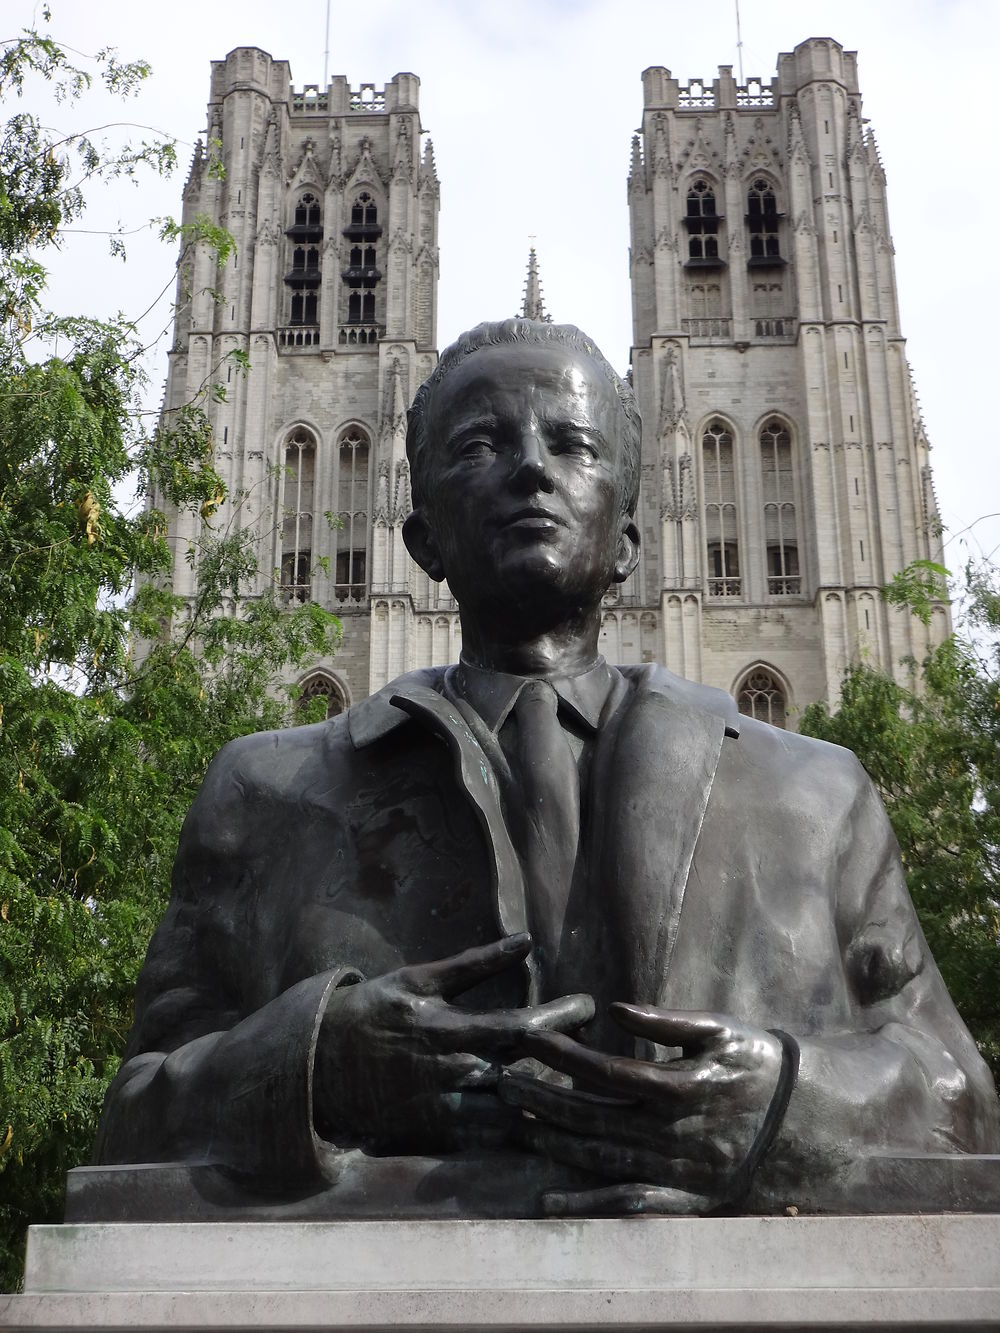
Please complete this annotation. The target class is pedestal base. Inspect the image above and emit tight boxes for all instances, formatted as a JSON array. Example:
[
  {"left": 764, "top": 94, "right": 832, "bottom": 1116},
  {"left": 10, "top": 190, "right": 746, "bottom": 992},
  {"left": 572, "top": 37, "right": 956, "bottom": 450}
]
[{"left": 3, "top": 1216, "right": 1000, "bottom": 1329}]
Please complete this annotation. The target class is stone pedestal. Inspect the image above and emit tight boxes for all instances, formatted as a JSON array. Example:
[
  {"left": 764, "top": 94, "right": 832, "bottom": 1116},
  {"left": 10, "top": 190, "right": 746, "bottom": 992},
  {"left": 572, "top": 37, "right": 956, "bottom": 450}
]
[{"left": 3, "top": 1216, "right": 1000, "bottom": 1329}]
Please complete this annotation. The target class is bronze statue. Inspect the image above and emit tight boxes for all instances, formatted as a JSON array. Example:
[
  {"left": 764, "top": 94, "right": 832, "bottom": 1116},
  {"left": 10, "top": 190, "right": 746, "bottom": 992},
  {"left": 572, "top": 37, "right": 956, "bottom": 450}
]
[{"left": 87, "top": 321, "right": 1000, "bottom": 1219}]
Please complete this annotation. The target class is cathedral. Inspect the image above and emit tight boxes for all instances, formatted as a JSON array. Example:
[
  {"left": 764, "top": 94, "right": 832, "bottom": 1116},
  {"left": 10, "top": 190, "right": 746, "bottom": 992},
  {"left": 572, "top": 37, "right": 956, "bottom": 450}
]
[{"left": 157, "top": 37, "right": 948, "bottom": 728}]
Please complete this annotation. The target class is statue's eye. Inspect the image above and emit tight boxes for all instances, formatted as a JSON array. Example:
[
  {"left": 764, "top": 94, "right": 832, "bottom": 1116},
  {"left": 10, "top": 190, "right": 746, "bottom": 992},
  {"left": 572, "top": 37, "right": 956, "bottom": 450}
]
[
  {"left": 458, "top": 436, "right": 495, "bottom": 459},
  {"left": 552, "top": 434, "right": 599, "bottom": 461}
]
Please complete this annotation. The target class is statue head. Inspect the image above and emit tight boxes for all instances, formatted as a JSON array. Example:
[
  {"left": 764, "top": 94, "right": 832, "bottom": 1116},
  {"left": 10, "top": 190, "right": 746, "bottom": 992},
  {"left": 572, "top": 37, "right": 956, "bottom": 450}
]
[
  {"left": 405, "top": 318, "right": 641, "bottom": 519},
  {"left": 401, "top": 321, "right": 642, "bottom": 632}
]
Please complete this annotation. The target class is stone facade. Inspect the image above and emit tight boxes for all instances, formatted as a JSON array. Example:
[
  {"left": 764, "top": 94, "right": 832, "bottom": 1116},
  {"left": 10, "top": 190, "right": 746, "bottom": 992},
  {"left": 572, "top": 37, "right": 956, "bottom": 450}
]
[
  {"left": 158, "top": 38, "right": 947, "bottom": 727},
  {"left": 624, "top": 37, "right": 948, "bottom": 723},
  {"left": 158, "top": 47, "right": 441, "bottom": 710}
]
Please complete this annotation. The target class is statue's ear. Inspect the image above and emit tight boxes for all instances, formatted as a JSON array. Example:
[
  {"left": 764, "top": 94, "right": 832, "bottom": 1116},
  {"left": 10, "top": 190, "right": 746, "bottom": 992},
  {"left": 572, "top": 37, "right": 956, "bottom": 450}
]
[
  {"left": 613, "top": 517, "right": 641, "bottom": 584},
  {"left": 403, "top": 510, "right": 445, "bottom": 582}
]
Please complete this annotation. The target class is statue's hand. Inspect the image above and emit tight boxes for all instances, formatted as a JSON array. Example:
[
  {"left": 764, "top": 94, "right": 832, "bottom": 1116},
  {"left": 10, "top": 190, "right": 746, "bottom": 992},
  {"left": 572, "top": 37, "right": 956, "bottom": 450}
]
[
  {"left": 313, "top": 933, "right": 594, "bottom": 1153},
  {"left": 500, "top": 1005, "right": 785, "bottom": 1215}
]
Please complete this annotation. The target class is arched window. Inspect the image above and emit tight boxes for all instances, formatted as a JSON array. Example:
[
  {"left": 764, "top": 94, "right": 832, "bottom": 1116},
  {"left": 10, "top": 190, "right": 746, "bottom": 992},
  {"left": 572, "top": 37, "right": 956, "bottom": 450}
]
[
  {"left": 752, "top": 281, "right": 787, "bottom": 337},
  {"left": 342, "top": 193, "right": 383, "bottom": 332},
  {"left": 335, "top": 428, "right": 370, "bottom": 601},
  {"left": 295, "top": 193, "right": 322, "bottom": 229},
  {"left": 737, "top": 667, "right": 787, "bottom": 729},
  {"left": 685, "top": 178, "right": 721, "bottom": 263},
  {"left": 747, "top": 178, "right": 781, "bottom": 262},
  {"left": 702, "top": 420, "right": 740, "bottom": 597},
  {"left": 760, "top": 419, "right": 800, "bottom": 595},
  {"left": 689, "top": 282, "right": 722, "bottom": 318},
  {"left": 280, "top": 427, "right": 316, "bottom": 602},
  {"left": 350, "top": 196, "right": 378, "bottom": 227},
  {"left": 297, "top": 671, "right": 347, "bottom": 721},
  {"left": 285, "top": 193, "right": 323, "bottom": 330}
]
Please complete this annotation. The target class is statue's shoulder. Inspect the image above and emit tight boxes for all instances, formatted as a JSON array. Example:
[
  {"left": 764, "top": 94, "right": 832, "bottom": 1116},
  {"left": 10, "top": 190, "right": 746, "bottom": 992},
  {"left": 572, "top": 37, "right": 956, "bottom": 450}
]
[{"left": 624, "top": 661, "right": 869, "bottom": 802}]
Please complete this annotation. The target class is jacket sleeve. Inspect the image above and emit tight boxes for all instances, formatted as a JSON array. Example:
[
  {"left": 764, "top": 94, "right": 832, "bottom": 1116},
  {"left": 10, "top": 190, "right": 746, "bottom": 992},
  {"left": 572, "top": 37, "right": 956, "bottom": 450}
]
[
  {"left": 94, "top": 733, "right": 355, "bottom": 1189},
  {"left": 752, "top": 748, "right": 1000, "bottom": 1201}
]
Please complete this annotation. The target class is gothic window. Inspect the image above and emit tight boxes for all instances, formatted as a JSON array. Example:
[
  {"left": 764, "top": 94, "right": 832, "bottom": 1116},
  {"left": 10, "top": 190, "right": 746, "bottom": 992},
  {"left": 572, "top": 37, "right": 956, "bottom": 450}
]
[
  {"left": 760, "top": 419, "right": 801, "bottom": 595},
  {"left": 341, "top": 192, "right": 383, "bottom": 334},
  {"left": 684, "top": 178, "right": 723, "bottom": 266},
  {"left": 737, "top": 667, "right": 787, "bottom": 729},
  {"left": 290, "top": 292, "right": 318, "bottom": 325},
  {"left": 351, "top": 196, "right": 379, "bottom": 227},
  {"left": 752, "top": 281, "right": 787, "bottom": 336},
  {"left": 280, "top": 427, "right": 316, "bottom": 602},
  {"left": 689, "top": 282, "right": 722, "bottom": 318},
  {"left": 297, "top": 671, "right": 347, "bottom": 721},
  {"left": 747, "top": 178, "right": 782, "bottom": 264},
  {"left": 284, "top": 192, "right": 323, "bottom": 330},
  {"left": 295, "top": 194, "right": 322, "bottom": 228},
  {"left": 335, "top": 428, "right": 370, "bottom": 601},
  {"left": 702, "top": 420, "right": 740, "bottom": 597}
]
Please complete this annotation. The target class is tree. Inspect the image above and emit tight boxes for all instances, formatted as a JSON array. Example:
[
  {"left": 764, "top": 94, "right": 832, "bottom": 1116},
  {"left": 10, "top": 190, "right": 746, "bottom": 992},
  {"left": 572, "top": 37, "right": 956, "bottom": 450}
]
[
  {"left": 0, "top": 19, "right": 340, "bottom": 1288},
  {"left": 800, "top": 562, "right": 1000, "bottom": 1078}
]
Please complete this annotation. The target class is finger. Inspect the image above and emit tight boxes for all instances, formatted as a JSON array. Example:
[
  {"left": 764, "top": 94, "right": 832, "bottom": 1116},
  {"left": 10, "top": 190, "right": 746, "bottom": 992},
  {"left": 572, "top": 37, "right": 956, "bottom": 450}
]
[
  {"left": 404, "top": 934, "right": 532, "bottom": 999},
  {"left": 409, "top": 1049, "right": 495, "bottom": 1091},
  {"left": 429, "top": 992, "right": 596, "bottom": 1057},
  {"left": 542, "top": 1182, "right": 717, "bottom": 1218},
  {"left": 522, "top": 1030, "right": 705, "bottom": 1100},
  {"left": 500, "top": 1070, "right": 634, "bottom": 1137},
  {"left": 500, "top": 1072, "right": 732, "bottom": 1167},
  {"left": 610, "top": 1004, "right": 732, "bottom": 1049},
  {"left": 518, "top": 1119, "right": 717, "bottom": 1192},
  {"left": 372, "top": 1089, "right": 521, "bottom": 1154}
]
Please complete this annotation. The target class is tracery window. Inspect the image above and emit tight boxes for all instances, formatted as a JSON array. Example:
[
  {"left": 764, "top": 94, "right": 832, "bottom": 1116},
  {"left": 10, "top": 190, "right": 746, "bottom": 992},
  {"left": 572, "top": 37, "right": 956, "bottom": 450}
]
[
  {"left": 295, "top": 195, "right": 322, "bottom": 228},
  {"left": 685, "top": 178, "right": 722, "bottom": 264},
  {"left": 285, "top": 193, "right": 323, "bottom": 329},
  {"left": 737, "top": 667, "right": 787, "bottom": 729},
  {"left": 747, "top": 178, "right": 781, "bottom": 263},
  {"left": 341, "top": 192, "right": 382, "bottom": 337},
  {"left": 335, "top": 428, "right": 370, "bottom": 601},
  {"left": 702, "top": 420, "right": 740, "bottom": 597},
  {"left": 280, "top": 427, "right": 316, "bottom": 602},
  {"left": 760, "top": 419, "right": 800, "bottom": 595},
  {"left": 297, "top": 671, "right": 346, "bottom": 721},
  {"left": 689, "top": 281, "right": 722, "bottom": 318}
]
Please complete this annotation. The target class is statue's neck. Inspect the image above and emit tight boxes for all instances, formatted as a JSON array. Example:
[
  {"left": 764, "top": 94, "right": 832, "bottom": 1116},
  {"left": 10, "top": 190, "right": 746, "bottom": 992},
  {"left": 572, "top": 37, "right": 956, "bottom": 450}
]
[{"left": 458, "top": 607, "right": 601, "bottom": 677}]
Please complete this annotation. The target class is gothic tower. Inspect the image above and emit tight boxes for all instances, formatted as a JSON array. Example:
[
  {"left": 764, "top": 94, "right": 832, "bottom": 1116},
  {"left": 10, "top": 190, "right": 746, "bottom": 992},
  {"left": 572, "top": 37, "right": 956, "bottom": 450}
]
[
  {"left": 158, "top": 47, "right": 441, "bottom": 711},
  {"left": 624, "top": 37, "right": 948, "bottom": 724}
]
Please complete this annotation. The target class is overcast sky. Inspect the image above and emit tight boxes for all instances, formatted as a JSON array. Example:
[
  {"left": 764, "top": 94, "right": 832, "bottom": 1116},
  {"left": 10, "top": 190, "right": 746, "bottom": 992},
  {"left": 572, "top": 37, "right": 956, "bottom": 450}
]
[{"left": 18, "top": 0, "right": 1000, "bottom": 583}]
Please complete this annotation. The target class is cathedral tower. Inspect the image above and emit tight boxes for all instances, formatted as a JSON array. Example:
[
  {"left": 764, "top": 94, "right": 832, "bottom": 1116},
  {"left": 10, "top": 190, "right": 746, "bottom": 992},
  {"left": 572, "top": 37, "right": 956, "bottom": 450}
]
[
  {"left": 624, "top": 37, "right": 947, "bottom": 723},
  {"left": 159, "top": 48, "right": 441, "bottom": 710}
]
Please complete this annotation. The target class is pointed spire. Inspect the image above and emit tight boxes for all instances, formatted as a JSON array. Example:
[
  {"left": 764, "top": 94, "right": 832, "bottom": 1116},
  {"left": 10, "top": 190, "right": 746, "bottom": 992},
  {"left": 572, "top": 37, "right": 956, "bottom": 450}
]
[
  {"left": 420, "top": 137, "right": 438, "bottom": 186},
  {"left": 390, "top": 356, "right": 408, "bottom": 429},
  {"left": 628, "top": 133, "right": 645, "bottom": 196},
  {"left": 183, "top": 139, "right": 204, "bottom": 200},
  {"left": 520, "top": 246, "right": 551, "bottom": 322},
  {"left": 659, "top": 345, "right": 685, "bottom": 431}
]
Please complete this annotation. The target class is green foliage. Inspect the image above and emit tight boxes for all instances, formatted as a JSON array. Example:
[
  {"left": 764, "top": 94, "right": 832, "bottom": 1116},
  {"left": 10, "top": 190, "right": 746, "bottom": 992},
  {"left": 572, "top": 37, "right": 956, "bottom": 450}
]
[
  {"left": 0, "top": 16, "right": 341, "bottom": 1289},
  {"left": 882, "top": 559, "right": 950, "bottom": 627},
  {"left": 801, "top": 564, "right": 1000, "bottom": 1078}
]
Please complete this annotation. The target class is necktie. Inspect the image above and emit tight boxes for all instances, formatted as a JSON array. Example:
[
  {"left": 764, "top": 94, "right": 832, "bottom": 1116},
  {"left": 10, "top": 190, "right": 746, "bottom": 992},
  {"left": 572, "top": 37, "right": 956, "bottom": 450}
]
[{"left": 508, "top": 680, "right": 581, "bottom": 982}]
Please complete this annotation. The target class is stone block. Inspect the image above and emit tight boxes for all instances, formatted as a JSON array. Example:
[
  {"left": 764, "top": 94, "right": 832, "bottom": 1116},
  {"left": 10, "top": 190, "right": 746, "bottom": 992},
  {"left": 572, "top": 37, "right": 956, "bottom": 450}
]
[{"left": 2, "top": 1215, "right": 999, "bottom": 1330}]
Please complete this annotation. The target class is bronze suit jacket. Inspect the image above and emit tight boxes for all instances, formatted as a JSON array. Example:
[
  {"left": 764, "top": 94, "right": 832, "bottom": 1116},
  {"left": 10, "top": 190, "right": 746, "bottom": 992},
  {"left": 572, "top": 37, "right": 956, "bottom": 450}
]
[{"left": 95, "top": 664, "right": 1000, "bottom": 1213}]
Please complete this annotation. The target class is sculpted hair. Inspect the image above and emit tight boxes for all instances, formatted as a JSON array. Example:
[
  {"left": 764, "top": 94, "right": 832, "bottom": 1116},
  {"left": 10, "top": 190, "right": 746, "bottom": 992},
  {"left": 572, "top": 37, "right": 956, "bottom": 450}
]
[{"left": 405, "top": 318, "right": 642, "bottom": 516}]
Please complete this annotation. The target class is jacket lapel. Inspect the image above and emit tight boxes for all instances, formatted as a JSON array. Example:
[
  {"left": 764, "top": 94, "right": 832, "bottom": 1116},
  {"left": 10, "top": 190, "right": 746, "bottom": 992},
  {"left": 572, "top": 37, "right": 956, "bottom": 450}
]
[
  {"left": 350, "top": 671, "right": 534, "bottom": 1002},
  {"left": 597, "top": 665, "right": 736, "bottom": 1010},
  {"left": 349, "top": 664, "right": 737, "bottom": 1015}
]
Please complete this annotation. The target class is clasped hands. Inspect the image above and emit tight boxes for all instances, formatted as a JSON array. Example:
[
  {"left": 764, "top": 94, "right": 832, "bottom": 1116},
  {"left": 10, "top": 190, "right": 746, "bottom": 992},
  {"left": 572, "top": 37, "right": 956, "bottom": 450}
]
[{"left": 314, "top": 933, "right": 785, "bottom": 1215}]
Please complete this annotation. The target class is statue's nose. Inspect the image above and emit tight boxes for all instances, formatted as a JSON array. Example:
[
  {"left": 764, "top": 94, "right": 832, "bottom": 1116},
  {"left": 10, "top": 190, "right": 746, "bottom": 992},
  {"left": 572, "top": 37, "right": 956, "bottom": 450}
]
[{"left": 509, "top": 433, "right": 554, "bottom": 493}]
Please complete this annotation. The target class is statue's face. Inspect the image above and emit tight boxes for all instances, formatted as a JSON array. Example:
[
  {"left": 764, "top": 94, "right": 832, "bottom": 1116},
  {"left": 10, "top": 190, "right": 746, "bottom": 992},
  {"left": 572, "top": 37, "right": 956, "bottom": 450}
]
[{"left": 411, "top": 341, "right": 637, "bottom": 623}]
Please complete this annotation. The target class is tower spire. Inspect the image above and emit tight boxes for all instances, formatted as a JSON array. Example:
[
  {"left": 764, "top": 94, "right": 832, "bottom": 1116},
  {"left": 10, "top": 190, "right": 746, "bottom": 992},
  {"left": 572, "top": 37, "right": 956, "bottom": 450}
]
[{"left": 519, "top": 244, "right": 551, "bottom": 322}]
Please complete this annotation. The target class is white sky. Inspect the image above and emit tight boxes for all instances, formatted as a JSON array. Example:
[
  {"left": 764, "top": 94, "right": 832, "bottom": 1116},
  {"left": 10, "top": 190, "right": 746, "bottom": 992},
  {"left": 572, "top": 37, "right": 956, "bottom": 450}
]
[{"left": 17, "top": 0, "right": 1000, "bottom": 583}]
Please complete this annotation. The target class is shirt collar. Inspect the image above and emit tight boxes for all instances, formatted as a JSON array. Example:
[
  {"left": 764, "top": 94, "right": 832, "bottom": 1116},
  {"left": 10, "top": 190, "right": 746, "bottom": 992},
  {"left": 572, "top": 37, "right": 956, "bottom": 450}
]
[{"left": 454, "top": 655, "right": 616, "bottom": 735}]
